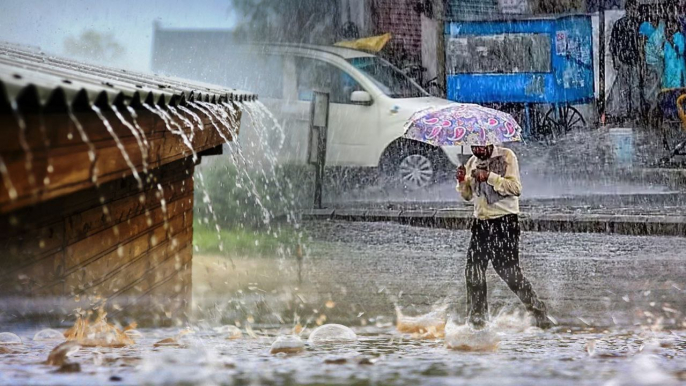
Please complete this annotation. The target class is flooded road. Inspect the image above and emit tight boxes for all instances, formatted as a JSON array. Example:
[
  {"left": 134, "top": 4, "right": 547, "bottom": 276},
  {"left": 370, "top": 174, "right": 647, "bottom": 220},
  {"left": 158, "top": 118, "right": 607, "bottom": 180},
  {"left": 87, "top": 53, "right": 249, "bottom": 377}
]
[
  {"left": 1, "top": 325, "right": 685, "bottom": 385},
  {"left": 2, "top": 221, "right": 686, "bottom": 385}
]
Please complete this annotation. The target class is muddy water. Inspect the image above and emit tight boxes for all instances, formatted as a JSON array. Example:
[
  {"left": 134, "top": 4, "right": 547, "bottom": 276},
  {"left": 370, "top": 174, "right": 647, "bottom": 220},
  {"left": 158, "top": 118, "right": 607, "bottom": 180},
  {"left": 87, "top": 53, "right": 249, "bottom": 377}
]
[{"left": 0, "top": 326, "right": 685, "bottom": 385}]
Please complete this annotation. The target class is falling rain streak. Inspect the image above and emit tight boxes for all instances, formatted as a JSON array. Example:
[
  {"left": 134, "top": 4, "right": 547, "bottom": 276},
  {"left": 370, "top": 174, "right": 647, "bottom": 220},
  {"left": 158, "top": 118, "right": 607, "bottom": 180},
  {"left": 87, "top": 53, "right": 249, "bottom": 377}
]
[
  {"left": 112, "top": 105, "right": 149, "bottom": 174},
  {"left": 10, "top": 101, "right": 35, "bottom": 188},
  {"left": 91, "top": 105, "right": 143, "bottom": 189},
  {"left": 0, "top": 154, "right": 17, "bottom": 200},
  {"left": 67, "top": 106, "right": 98, "bottom": 184}
]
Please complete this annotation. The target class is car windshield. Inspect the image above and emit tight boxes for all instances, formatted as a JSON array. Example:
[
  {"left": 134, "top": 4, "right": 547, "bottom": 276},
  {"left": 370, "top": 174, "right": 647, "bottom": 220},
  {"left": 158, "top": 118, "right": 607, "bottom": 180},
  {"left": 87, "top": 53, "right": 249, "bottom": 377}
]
[{"left": 348, "top": 57, "right": 428, "bottom": 99}]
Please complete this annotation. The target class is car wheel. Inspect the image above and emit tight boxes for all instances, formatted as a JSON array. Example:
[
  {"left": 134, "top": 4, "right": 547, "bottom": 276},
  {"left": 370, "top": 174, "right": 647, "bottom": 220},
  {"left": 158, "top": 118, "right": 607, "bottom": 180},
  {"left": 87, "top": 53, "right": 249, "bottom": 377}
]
[
  {"left": 381, "top": 143, "right": 441, "bottom": 190},
  {"left": 398, "top": 153, "right": 435, "bottom": 189}
]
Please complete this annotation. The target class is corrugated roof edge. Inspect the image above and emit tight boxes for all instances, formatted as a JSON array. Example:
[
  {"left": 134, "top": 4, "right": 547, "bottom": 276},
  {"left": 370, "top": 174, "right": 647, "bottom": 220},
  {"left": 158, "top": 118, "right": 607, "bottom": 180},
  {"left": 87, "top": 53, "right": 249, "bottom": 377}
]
[{"left": 0, "top": 43, "right": 257, "bottom": 113}]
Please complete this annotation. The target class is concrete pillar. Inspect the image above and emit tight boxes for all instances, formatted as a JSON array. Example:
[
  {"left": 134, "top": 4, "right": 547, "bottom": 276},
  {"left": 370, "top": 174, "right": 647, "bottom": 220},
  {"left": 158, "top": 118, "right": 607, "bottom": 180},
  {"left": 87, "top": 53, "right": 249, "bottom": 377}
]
[{"left": 420, "top": 0, "right": 446, "bottom": 95}]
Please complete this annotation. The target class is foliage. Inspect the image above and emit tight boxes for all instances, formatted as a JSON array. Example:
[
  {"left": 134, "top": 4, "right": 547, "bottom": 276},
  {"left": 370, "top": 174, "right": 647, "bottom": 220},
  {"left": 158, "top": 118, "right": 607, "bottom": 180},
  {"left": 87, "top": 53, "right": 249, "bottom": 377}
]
[
  {"left": 193, "top": 224, "right": 300, "bottom": 256},
  {"left": 63, "top": 29, "right": 126, "bottom": 64},
  {"left": 228, "top": 0, "right": 340, "bottom": 44}
]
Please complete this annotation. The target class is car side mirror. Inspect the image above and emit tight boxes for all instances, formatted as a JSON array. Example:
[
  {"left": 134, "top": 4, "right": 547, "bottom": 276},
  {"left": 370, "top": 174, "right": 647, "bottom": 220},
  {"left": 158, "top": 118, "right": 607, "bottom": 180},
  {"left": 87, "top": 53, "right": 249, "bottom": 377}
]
[{"left": 350, "top": 90, "right": 372, "bottom": 106}]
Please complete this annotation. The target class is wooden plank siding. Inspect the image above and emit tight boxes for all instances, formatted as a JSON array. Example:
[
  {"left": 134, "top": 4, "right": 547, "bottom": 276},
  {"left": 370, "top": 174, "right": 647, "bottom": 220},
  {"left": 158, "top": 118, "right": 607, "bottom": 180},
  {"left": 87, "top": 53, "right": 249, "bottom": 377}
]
[
  {"left": 0, "top": 103, "right": 241, "bottom": 323},
  {"left": 0, "top": 104, "right": 239, "bottom": 213}
]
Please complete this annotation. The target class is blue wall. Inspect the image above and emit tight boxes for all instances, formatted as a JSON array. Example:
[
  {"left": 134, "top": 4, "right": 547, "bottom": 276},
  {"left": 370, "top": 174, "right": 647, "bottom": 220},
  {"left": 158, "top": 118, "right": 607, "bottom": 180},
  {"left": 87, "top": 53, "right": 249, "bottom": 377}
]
[{"left": 445, "top": 15, "right": 595, "bottom": 105}]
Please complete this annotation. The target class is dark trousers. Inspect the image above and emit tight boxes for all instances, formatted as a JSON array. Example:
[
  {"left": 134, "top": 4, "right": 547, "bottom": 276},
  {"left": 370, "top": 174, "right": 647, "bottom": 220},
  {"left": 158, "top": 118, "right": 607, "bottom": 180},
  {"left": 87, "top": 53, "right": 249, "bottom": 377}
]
[{"left": 465, "top": 215, "right": 547, "bottom": 323}]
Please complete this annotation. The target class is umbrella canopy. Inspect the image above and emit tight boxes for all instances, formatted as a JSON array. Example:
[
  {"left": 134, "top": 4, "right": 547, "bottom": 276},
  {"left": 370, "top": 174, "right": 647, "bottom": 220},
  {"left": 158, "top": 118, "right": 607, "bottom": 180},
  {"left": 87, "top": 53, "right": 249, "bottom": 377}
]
[{"left": 403, "top": 104, "right": 522, "bottom": 147}]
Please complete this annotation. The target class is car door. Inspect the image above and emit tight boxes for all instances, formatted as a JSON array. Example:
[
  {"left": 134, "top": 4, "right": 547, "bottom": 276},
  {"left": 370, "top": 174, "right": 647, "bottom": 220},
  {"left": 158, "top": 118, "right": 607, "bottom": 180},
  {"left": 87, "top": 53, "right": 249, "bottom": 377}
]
[
  {"left": 290, "top": 56, "right": 379, "bottom": 167},
  {"left": 277, "top": 55, "right": 312, "bottom": 165}
]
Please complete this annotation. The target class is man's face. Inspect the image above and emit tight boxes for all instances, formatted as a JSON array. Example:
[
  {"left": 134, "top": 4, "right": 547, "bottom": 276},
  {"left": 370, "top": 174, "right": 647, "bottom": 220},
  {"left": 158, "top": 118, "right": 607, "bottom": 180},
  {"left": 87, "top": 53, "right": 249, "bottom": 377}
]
[{"left": 471, "top": 145, "right": 494, "bottom": 161}]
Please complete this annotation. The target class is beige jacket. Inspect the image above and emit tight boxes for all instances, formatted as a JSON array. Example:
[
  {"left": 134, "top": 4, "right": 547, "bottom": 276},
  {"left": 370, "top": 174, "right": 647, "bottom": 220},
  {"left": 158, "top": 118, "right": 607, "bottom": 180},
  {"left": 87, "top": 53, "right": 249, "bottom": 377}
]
[{"left": 456, "top": 146, "right": 522, "bottom": 220}]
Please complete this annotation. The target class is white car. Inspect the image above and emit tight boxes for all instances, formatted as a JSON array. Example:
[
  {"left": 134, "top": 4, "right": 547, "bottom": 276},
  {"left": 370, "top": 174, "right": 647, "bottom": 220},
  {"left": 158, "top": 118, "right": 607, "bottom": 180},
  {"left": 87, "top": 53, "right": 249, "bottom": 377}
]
[{"left": 152, "top": 40, "right": 470, "bottom": 188}]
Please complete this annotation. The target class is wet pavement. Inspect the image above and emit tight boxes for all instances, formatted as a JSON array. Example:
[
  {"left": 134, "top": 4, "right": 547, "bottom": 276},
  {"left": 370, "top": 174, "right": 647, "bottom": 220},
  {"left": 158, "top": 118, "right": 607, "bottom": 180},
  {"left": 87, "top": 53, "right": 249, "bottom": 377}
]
[
  {"left": 2, "top": 322, "right": 686, "bottom": 386},
  {"left": 299, "top": 221, "right": 686, "bottom": 328},
  {"left": 2, "top": 220, "right": 686, "bottom": 385},
  {"left": 1, "top": 317, "right": 685, "bottom": 385}
]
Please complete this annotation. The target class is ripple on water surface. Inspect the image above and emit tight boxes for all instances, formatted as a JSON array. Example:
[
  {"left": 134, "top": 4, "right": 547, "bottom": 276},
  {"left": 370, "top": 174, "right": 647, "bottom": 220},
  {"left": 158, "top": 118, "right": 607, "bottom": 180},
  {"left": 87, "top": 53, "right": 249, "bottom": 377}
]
[{"left": 0, "top": 326, "right": 684, "bottom": 385}]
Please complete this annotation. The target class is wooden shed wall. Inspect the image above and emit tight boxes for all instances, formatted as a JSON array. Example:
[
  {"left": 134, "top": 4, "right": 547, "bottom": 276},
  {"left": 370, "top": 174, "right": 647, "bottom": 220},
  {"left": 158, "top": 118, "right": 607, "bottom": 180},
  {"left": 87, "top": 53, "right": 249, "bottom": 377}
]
[{"left": 0, "top": 105, "right": 235, "bottom": 324}]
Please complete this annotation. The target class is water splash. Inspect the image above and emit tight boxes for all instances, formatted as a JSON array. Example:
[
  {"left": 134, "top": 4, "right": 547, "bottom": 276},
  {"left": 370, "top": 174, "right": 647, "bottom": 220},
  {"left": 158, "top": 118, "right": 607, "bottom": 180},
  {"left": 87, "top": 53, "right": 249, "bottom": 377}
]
[
  {"left": 125, "top": 329, "right": 144, "bottom": 338},
  {"left": 63, "top": 307, "right": 134, "bottom": 347},
  {"left": 91, "top": 105, "right": 143, "bottom": 189},
  {"left": 491, "top": 310, "right": 534, "bottom": 333},
  {"left": 153, "top": 330, "right": 193, "bottom": 347},
  {"left": 214, "top": 325, "right": 243, "bottom": 340},
  {"left": 112, "top": 105, "right": 148, "bottom": 174},
  {"left": 444, "top": 320, "right": 500, "bottom": 352},
  {"left": 395, "top": 305, "right": 447, "bottom": 338},
  {"left": 45, "top": 341, "right": 79, "bottom": 366}
]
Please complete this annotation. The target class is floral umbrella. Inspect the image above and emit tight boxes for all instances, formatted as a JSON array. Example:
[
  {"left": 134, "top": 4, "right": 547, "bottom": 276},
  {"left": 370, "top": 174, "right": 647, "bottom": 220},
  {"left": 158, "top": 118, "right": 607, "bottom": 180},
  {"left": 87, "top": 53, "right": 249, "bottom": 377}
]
[{"left": 403, "top": 104, "right": 522, "bottom": 147}]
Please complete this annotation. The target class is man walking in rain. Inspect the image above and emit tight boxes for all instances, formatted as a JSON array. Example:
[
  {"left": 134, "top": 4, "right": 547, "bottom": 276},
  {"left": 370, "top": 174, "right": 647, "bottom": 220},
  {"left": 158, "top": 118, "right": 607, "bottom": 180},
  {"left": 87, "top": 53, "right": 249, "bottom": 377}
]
[{"left": 457, "top": 144, "right": 551, "bottom": 329}]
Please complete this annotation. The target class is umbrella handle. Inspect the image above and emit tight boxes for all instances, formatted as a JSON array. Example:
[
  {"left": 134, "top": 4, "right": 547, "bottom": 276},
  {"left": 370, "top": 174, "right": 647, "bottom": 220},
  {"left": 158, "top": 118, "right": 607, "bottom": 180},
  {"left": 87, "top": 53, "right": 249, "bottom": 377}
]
[{"left": 677, "top": 94, "right": 686, "bottom": 132}]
